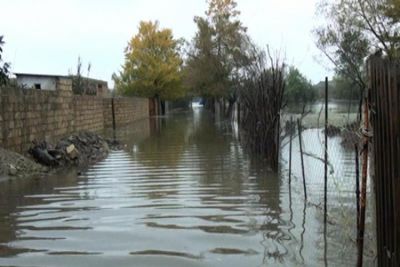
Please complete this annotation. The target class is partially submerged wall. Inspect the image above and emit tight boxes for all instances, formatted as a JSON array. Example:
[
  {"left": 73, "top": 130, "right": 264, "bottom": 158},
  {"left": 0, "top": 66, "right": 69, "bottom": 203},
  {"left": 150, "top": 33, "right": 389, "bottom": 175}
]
[
  {"left": 103, "top": 97, "right": 149, "bottom": 128},
  {"left": 0, "top": 79, "right": 149, "bottom": 152}
]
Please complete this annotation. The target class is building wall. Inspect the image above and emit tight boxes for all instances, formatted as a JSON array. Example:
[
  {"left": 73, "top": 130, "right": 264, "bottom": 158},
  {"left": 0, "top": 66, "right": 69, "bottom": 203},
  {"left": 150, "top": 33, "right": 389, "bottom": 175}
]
[
  {"left": 0, "top": 79, "right": 149, "bottom": 152},
  {"left": 16, "top": 76, "right": 58, "bottom": 90}
]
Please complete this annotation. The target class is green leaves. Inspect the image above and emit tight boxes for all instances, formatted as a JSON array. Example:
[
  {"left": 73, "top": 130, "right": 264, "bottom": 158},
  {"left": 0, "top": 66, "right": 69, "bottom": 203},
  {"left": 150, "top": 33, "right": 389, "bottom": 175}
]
[
  {"left": 114, "top": 21, "right": 185, "bottom": 100},
  {"left": 314, "top": 0, "right": 400, "bottom": 95},
  {"left": 0, "top": 35, "right": 10, "bottom": 87},
  {"left": 185, "top": 0, "right": 249, "bottom": 100},
  {"left": 285, "top": 66, "right": 316, "bottom": 104}
]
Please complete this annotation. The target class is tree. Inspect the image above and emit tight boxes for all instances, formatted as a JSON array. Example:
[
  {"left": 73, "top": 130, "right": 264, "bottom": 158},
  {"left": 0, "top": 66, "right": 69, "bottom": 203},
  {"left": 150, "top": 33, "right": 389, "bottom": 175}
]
[
  {"left": 285, "top": 66, "right": 317, "bottom": 106},
  {"left": 314, "top": 0, "right": 400, "bottom": 96},
  {"left": 332, "top": 75, "right": 361, "bottom": 100},
  {"left": 113, "top": 21, "right": 185, "bottom": 111},
  {"left": 239, "top": 47, "right": 286, "bottom": 171},
  {"left": 70, "top": 56, "right": 92, "bottom": 95},
  {"left": 0, "top": 36, "right": 10, "bottom": 86},
  {"left": 185, "top": 0, "right": 251, "bottom": 115},
  {"left": 385, "top": 0, "right": 400, "bottom": 22}
]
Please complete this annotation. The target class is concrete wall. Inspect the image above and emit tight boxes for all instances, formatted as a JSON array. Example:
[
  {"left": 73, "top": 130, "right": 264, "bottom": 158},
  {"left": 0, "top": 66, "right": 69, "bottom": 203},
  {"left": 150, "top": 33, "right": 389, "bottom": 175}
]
[{"left": 0, "top": 79, "right": 149, "bottom": 152}]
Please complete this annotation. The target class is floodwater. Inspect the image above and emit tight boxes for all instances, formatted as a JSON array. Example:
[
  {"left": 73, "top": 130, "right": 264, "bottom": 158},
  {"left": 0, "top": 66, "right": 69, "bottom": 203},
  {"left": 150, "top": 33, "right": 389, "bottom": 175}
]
[
  {"left": 286, "top": 99, "right": 359, "bottom": 114},
  {"left": 0, "top": 107, "right": 376, "bottom": 267}
]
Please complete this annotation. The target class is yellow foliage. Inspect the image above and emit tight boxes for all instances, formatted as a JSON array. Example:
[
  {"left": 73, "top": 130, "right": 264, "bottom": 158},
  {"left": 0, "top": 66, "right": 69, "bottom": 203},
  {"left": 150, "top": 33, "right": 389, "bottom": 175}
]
[{"left": 114, "top": 21, "right": 185, "bottom": 100}]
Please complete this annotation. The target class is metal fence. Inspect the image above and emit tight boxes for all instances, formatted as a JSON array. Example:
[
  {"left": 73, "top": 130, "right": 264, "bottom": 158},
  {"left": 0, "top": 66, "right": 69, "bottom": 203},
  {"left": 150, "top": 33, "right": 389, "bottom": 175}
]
[
  {"left": 280, "top": 55, "right": 400, "bottom": 266},
  {"left": 280, "top": 79, "right": 377, "bottom": 266}
]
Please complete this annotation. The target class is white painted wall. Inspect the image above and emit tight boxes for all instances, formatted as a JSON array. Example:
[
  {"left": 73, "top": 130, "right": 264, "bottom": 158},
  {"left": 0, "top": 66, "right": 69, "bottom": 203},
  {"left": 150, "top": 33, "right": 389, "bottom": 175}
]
[{"left": 17, "top": 76, "right": 57, "bottom": 90}]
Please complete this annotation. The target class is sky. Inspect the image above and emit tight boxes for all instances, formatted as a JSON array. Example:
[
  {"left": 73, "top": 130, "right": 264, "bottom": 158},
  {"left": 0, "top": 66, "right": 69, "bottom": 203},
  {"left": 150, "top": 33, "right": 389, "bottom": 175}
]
[{"left": 0, "top": 0, "right": 333, "bottom": 87}]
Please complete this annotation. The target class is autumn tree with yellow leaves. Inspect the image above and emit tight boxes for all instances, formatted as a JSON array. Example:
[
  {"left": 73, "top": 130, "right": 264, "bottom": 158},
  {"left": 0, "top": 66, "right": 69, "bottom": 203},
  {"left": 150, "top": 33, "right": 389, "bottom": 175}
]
[{"left": 113, "top": 21, "right": 185, "bottom": 113}]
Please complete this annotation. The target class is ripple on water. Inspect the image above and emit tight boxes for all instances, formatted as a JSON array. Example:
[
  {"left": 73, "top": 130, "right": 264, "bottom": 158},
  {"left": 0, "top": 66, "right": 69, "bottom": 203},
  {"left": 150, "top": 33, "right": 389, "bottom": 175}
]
[{"left": 0, "top": 111, "right": 376, "bottom": 267}]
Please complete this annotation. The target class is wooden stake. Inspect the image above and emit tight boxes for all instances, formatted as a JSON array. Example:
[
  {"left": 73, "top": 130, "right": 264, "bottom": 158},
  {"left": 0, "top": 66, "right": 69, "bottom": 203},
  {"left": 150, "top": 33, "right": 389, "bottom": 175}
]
[
  {"left": 297, "top": 119, "right": 307, "bottom": 200},
  {"left": 355, "top": 144, "right": 360, "bottom": 236},
  {"left": 357, "top": 98, "right": 369, "bottom": 267},
  {"left": 289, "top": 116, "right": 293, "bottom": 185},
  {"left": 111, "top": 97, "right": 116, "bottom": 131},
  {"left": 324, "top": 77, "right": 328, "bottom": 225}
]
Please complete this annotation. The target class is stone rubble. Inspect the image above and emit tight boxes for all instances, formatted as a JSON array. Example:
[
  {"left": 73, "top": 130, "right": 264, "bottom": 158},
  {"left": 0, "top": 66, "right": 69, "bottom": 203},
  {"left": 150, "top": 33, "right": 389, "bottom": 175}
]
[
  {"left": 29, "top": 131, "right": 122, "bottom": 169},
  {"left": 0, "top": 131, "right": 124, "bottom": 182}
]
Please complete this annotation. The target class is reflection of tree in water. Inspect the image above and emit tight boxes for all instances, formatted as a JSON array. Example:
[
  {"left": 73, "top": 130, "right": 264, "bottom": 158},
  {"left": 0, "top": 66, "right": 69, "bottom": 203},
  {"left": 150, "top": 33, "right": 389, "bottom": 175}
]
[
  {"left": 191, "top": 110, "right": 291, "bottom": 264},
  {"left": 246, "top": 159, "right": 293, "bottom": 265},
  {"left": 133, "top": 115, "right": 189, "bottom": 169},
  {"left": 188, "top": 110, "right": 294, "bottom": 265},
  {"left": 128, "top": 109, "right": 294, "bottom": 264},
  {"left": 189, "top": 111, "right": 245, "bottom": 194},
  {"left": 128, "top": 115, "right": 192, "bottom": 201}
]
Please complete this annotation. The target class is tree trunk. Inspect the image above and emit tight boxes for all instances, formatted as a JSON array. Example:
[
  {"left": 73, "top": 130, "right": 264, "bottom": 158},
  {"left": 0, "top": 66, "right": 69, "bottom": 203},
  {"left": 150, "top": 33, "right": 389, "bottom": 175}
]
[
  {"left": 154, "top": 94, "right": 161, "bottom": 116},
  {"left": 160, "top": 100, "right": 166, "bottom": 115},
  {"left": 225, "top": 99, "right": 236, "bottom": 119}
]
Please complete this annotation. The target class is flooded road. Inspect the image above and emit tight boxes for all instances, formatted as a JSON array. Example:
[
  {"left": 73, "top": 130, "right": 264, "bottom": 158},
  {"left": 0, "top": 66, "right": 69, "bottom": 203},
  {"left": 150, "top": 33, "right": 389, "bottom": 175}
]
[{"left": 0, "top": 108, "right": 376, "bottom": 266}]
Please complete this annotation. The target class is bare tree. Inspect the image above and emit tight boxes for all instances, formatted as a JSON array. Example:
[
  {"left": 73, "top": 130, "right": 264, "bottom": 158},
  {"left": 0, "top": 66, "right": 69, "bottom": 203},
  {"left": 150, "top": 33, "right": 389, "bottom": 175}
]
[{"left": 239, "top": 46, "right": 286, "bottom": 171}]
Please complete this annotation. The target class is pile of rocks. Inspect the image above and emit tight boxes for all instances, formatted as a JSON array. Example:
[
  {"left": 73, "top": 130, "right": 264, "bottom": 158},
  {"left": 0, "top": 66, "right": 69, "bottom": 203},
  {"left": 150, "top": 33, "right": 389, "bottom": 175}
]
[{"left": 29, "top": 131, "right": 119, "bottom": 169}]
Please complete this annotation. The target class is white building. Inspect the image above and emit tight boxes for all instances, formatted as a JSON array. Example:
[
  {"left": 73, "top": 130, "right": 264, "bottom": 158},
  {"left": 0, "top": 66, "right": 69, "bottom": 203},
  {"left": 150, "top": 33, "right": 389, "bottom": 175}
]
[
  {"left": 14, "top": 73, "right": 110, "bottom": 96},
  {"left": 14, "top": 73, "right": 66, "bottom": 91}
]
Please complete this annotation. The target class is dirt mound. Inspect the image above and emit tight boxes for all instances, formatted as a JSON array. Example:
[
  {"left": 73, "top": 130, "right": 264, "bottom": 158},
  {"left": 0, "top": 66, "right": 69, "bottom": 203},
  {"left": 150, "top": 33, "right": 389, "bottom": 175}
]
[{"left": 0, "top": 147, "right": 47, "bottom": 180}]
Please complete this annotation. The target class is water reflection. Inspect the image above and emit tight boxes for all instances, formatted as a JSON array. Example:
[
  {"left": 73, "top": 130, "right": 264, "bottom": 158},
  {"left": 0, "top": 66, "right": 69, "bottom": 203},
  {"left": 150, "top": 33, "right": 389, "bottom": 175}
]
[{"left": 0, "top": 107, "right": 375, "bottom": 266}]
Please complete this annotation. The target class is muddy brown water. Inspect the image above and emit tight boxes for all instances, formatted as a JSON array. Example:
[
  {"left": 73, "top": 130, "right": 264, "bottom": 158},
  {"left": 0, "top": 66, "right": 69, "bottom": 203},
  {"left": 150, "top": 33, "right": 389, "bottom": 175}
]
[{"left": 0, "top": 107, "right": 376, "bottom": 266}]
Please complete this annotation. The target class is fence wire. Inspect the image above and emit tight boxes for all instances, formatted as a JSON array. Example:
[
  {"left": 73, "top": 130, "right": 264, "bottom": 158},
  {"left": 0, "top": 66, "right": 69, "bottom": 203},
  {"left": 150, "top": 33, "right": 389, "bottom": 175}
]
[{"left": 280, "top": 98, "right": 377, "bottom": 265}]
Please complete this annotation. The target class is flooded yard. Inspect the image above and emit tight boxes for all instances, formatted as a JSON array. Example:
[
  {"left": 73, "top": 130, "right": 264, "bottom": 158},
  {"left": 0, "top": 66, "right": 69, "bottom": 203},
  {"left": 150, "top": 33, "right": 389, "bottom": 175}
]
[{"left": 0, "top": 107, "right": 376, "bottom": 266}]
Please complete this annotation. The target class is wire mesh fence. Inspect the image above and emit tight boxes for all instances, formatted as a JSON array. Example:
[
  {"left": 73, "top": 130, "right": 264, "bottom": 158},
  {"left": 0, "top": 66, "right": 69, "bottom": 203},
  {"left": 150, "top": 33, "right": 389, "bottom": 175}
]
[{"left": 280, "top": 93, "right": 377, "bottom": 265}]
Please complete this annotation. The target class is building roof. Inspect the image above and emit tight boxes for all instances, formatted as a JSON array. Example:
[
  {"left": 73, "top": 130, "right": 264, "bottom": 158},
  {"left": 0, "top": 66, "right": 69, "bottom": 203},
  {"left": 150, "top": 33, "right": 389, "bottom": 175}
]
[
  {"left": 14, "top": 73, "right": 108, "bottom": 85},
  {"left": 14, "top": 72, "right": 69, "bottom": 79}
]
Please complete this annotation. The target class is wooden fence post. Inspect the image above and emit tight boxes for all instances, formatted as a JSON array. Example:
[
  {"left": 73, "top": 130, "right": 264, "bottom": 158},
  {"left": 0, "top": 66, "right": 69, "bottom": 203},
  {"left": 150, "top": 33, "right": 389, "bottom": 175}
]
[
  {"left": 357, "top": 98, "right": 369, "bottom": 267},
  {"left": 324, "top": 77, "right": 328, "bottom": 225},
  {"left": 297, "top": 119, "right": 307, "bottom": 200},
  {"left": 289, "top": 116, "right": 293, "bottom": 185}
]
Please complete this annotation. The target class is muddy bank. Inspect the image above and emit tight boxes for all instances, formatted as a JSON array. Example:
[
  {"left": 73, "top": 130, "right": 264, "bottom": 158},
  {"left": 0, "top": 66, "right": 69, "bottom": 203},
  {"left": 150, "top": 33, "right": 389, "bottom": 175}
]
[
  {"left": 321, "top": 122, "right": 361, "bottom": 148},
  {"left": 0, "top": 131, "right": 123, "bottom": 182},
  {"left": 283, "top": 116, "right": 361, "bottom": 149}
]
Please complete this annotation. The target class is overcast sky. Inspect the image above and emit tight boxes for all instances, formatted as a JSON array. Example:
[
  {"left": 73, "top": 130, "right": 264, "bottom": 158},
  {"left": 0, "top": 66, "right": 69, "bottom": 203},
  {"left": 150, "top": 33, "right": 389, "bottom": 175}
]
[{"left": 0, "top": 0, "right": 332, "bottom": 86}]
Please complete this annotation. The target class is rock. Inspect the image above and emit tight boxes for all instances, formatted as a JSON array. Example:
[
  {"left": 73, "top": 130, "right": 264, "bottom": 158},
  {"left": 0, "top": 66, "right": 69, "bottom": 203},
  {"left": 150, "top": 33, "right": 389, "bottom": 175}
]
[
  {"left": 48, "top": 149, "right": 63, "bottom": 160},
  {"left": 66, "top": 144, "right": 74, "bottom": 153},
  {"left": 8, "top": 164, "right": 17, "bottom": 176},
  {"left": 66, "top": 144, "right": 79, "bottom": 159},
  {"left": 78, "top": 137, "right": 87, "bottom": 145},
  {"left": 26, "top": 131, "right": 115, "bottom": 171},
  {"left": 29, "top": 147, "right": 57, "bottom": 166}
]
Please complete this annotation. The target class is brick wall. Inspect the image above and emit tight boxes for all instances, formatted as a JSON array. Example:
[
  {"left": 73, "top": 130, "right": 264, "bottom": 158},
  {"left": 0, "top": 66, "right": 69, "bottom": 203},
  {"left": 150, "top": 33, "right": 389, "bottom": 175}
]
[
  {"left": 73, "top": 96, "right": 105, "bottom": 132},
  {"left": 0, "top": 79, "right": 149, "bottom": 152},
  {"left": 104, "top": 97, "right": 149, "bottom": 128}
]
